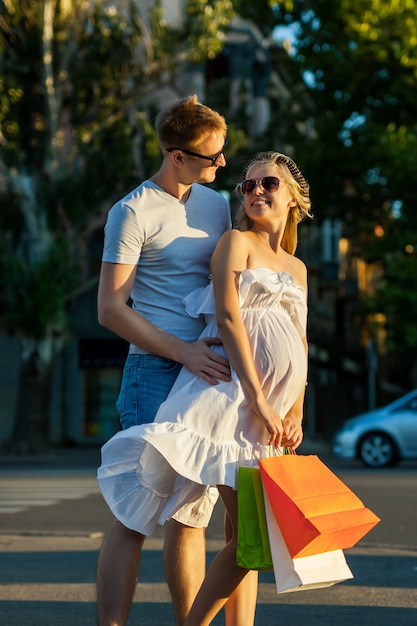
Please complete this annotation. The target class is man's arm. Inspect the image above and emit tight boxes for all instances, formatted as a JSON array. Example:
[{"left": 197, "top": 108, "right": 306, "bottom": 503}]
[{"left": 98, "top": 262, "right": 230, "bottom": 384}]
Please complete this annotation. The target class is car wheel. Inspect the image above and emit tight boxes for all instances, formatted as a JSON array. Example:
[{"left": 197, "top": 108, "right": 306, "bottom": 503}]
[{"left": 358, "top": 432, "right": 399, "bottom": 468}]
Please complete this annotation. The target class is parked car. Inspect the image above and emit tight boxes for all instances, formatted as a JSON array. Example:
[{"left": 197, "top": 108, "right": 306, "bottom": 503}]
[{"left": 333, "top": 389, "right": 417, "bottom": 468}]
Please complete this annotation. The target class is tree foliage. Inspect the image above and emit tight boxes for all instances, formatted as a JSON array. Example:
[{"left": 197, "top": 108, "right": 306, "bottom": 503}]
[
  {"left": 3, "top": 0, "right": 417, "bottom": 447},
  {"left": 0, "top": 0, "right": 233, "bottom": 449},
  {"left": 262, "top": 0, "right": 417, "bottom": 362}
]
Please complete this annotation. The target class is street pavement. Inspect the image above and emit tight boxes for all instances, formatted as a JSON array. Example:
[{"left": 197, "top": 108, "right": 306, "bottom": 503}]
[{"left": 1, "top": 442, "right": 417, "bottom": 625}]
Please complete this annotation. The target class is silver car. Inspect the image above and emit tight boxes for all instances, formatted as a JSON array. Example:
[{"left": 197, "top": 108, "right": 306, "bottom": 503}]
[{"left": 333, "top": 389, "right": 417, "bottom": 468}]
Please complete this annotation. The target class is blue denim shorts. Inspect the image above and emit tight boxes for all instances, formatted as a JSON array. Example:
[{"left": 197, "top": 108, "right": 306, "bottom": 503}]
[{"left": 116, "top": 354, "right": 182, "bottom": 430}]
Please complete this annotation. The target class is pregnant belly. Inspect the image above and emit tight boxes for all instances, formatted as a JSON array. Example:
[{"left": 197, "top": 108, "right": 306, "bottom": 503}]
[{"left": 246, "top": 312, "right": 307, "bottom": 410}]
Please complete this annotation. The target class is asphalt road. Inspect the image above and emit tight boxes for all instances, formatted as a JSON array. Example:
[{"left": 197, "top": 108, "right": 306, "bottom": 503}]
[{"left": 1, "top": 446, "right": 417, "bottom": 625}]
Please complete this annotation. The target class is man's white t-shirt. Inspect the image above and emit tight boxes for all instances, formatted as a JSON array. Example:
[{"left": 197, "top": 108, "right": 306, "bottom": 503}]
[{"left": 102, "top": 180, "right": 231, "bottom": 354}]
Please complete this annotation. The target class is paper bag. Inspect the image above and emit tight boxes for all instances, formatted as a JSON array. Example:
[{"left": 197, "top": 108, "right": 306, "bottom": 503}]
[
  {"left": 236, "top": 466, "right": 273, "bottom": 571},
  {"left": 263, "top": 485, "right": 354, "bottom": 593},
  {"left": 259, "top": 454, "right": 380, "bottom": 558}
]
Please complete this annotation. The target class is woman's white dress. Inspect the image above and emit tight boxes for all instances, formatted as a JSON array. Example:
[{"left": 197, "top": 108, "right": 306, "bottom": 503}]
[{"left": 97, "top": 268, "right": 307, "bottom": 534}]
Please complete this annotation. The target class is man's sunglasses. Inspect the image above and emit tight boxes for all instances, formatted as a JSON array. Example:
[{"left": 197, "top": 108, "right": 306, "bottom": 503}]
[
  {"left": 166, "top": 139, "right": 228, "bottom": 167},
  {"left": 239, "top": 176, "right": 281, "bottom": 196}
]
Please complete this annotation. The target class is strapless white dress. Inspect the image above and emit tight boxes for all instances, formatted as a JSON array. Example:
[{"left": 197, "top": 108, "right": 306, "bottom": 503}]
[{"left": 98, "top": 268, "right": 308, "bottom": 534}]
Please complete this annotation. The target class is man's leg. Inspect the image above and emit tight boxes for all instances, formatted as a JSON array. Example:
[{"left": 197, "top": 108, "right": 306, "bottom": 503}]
[
  {"left": 97, "top": 518, "right": 146, "bottom": 626},
  {"left": 163, "top": 519, "right": 206, "bottom": 626}
]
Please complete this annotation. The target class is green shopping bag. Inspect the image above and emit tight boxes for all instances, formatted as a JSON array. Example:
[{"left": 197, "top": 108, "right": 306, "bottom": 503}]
[{"left": 236, "top": 466, "right": 273, "bottom": 571}]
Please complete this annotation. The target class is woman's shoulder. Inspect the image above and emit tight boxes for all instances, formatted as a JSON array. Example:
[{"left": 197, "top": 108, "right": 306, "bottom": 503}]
[
  {"left": 285, "top": 253, "right": 307, "bottom": 289},
  {"left": 219, "top": 228, "right": 253, "bottom": 245},
  {"left": 211, "top": 229, "right": 252, "bottom": 271}
]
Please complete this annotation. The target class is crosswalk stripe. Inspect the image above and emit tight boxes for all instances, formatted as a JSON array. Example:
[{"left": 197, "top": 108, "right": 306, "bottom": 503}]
[{"left": 0, "top": 476, "right": 100, "bottom": 515}]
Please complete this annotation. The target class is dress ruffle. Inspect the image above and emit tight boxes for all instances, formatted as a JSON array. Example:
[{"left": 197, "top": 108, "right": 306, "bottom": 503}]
[
  {"left": 184, "top": 268, "right": 306, "bottom": 337},
  {"left": 98, "top": 431, "right": 215, "bottom": 533}
]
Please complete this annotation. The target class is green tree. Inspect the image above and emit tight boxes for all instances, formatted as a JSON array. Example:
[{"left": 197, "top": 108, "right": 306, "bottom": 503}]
[
  {"left": 263, "top": 0, "right": 417, "bottom": 376},
  {"left": 0, "top": 0, "right": 233, "bottom": 451}
]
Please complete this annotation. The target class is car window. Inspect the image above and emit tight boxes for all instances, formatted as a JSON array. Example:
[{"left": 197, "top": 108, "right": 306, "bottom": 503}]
[{"left": 393, "top": 397, "right": 417, "bottom": 412}]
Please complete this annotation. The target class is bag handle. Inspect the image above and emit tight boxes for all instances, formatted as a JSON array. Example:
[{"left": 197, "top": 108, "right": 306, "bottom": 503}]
[{"left": 267, "top": 445, "right": 297, "bottom": 457}]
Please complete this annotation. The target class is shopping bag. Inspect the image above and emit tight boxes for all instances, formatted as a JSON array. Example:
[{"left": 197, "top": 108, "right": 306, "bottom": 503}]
[
  {"left": 259, "top": 454, "right": 380, "bottom": 558},
  {"left": 263, "top": 488, "right": 354, "bottom": 593},
  {"left": 236, "top": 466, "right": 273, "bottom": 571}
]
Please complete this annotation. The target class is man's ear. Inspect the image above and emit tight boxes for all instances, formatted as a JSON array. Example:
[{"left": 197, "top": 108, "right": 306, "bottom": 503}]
[{"left": 171, "top": 150, "right": 184, "bottom": 165}]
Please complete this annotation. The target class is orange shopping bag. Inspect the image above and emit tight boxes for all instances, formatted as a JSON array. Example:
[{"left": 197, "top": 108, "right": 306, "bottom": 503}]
[{"left": 259, "top": 454, "right": 380, "bottom": 559}]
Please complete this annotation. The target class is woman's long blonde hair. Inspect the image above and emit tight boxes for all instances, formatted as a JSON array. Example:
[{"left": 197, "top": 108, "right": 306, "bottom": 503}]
[{"left": 236, "top": 152, "right": 313, "bottom": 255}]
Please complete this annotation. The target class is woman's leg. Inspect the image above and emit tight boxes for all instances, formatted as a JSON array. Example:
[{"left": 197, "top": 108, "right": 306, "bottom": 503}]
[
  {"left": 224, "top": 511, "right": 258, "bottom": 626},
  {"left": 184, "top": 486, "right": 256, "bottom": 626}
]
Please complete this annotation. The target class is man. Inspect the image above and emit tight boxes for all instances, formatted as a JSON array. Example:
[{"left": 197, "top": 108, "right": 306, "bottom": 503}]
[{"left": 96, "top": 95, "right": 258, "bottom": 626}]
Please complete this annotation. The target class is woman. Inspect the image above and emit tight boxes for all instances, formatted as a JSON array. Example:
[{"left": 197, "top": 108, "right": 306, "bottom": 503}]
[{"left": 98, "top": 151, "right": 312, "bottom": 624}]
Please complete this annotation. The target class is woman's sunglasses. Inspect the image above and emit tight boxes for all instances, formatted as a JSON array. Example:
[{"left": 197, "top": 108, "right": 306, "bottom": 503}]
[{"left": 239, "top": 176, "right": 281, "bottom": 196}]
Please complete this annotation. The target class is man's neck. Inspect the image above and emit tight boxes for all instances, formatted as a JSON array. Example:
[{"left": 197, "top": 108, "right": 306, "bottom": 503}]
[{"left": 150, "top": 170, "right": 192, "bottom": 202}]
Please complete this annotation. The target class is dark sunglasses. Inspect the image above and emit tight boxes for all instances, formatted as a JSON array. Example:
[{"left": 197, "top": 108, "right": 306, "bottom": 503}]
[
  {"left": 166, "top": 138, "right": 228, "bottom": 167},
  {"left": 240, "top": 176, "right": 281, "bottom": 196}
]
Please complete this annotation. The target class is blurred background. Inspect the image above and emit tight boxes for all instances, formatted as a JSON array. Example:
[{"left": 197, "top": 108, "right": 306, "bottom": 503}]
[{"left": 1, "top": 0, "right": 417, "bottom": 455}]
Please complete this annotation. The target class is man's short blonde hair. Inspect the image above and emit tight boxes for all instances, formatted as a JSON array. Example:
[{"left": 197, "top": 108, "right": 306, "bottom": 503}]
[{"left": 155, "top": 94, "right": 227, "bottom": 150}]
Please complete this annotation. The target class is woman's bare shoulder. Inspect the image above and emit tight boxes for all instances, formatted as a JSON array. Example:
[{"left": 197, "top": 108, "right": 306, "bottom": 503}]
[
  {"left": 288, "top": 254, "right": 308, "bottom": 289},
  {"left": 217, "top": 228, "right": 253, "bottom": 248},
  {"left": 278, "top": 248, "right": 307, "bottom": 284}
]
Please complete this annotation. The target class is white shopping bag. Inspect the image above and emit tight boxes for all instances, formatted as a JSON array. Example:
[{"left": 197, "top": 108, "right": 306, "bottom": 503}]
[{"left": 263, "top": 485, "right": 354, "bottom": 593}]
